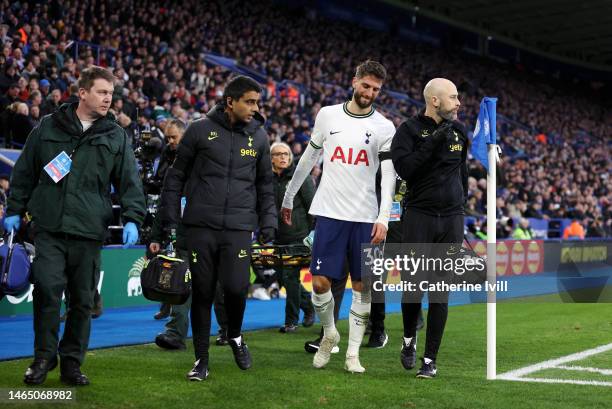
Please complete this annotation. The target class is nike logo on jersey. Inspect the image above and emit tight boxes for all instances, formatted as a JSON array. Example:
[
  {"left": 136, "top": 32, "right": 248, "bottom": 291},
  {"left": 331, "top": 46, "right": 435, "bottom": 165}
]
[
  {"left": 238, "top": 249, "right": 248, "bottom": 258},
  {"left": 208, "top": 131, "right": 219, "bottom": 140},
  {"left": 330, "top": 130, "right": 342, "bottom": 135}
]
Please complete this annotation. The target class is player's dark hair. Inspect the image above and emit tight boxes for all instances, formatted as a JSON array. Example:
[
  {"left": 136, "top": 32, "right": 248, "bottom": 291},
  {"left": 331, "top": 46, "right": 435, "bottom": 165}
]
[
  {"left": 222, "top": 75, "right": 261, "bottom": 104},
  {"left": 355, "top": 60, "right": 387, "bottom": 81}
]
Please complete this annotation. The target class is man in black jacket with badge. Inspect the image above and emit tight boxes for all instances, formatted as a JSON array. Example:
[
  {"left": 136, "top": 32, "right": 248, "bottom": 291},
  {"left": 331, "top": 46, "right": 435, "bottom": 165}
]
[
  {"left": 391, "top": 78, "right": 468, "bottom": 379},
  {"left": 161, "top": 76, "right": 277, "bottom": 381}
]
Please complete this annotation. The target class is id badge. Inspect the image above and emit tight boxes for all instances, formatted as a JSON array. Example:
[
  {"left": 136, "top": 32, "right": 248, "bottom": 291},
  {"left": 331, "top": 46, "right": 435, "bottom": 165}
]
[
  {"left": 44, "top": 151, "right": 72, "bottom": 183},
  {"left": 389, "top": 201, "right": 402, "bottom": 222},
  {"left": 180, "top": 197, "right": 187, "bottom": 217}
]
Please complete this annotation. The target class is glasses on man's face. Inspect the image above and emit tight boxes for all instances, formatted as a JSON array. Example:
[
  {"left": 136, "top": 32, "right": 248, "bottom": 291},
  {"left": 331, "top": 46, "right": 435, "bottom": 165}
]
[{"left": 272, "top": 152, "right": 290, "bottom": 158}]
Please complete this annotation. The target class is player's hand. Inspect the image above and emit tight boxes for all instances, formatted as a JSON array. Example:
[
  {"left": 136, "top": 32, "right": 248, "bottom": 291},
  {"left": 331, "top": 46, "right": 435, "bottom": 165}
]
[
  {"left": 371, "top": 222, "right": 387, "bottom": 244},
  {"left": 149, "top": 242, "right": 161, "bottom": 254},
  {"left": 281, "top": 207, "right": 292, "bottom": 226}
]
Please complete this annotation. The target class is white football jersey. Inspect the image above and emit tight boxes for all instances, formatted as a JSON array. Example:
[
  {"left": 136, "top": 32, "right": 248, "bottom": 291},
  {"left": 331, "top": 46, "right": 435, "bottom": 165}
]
[{"left": 308, "top": 102, "right": 395, "bottom": 222}]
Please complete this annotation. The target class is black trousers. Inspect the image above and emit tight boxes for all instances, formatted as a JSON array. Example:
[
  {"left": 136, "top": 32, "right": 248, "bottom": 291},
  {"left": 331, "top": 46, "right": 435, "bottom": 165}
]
[
  {"left": 400, "top": 208, "right": 463, "bottom": 360},
  {"left": 186, "top": 226, "right": 252, "bottom": 363}
]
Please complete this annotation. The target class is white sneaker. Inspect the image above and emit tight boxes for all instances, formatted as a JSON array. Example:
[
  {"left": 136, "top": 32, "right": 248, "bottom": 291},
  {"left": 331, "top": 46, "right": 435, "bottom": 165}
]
[
  {"left": 344, "top": 355, "right": 365, "bottom": 373},
  {"left": 313, "top": 330, "right": 340, "bottom": 368},
  {"left": 252, "top": 287, "right": 271, "bottom": 300}
]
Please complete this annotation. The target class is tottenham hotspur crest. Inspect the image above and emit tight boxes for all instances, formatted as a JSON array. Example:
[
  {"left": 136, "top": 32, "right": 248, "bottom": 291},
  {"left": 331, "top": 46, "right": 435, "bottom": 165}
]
[
  {"left": 365, "top": 131, "right": 371, "bottom": 144},
  {"left": 248, "top": 135, "right": 253, "bottom": 147},
  {"left": 316, "top": 258, "right": 322, "bottom": 270}
]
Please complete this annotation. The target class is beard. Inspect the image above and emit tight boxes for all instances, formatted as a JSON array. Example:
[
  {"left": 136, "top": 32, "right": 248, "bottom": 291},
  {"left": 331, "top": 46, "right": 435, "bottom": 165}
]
[
  {"left": 437, "top": 106, "right": 457, "bottom": 121},
  {"left": 352, "top": 90, "right": 374, "bottom": 109}
]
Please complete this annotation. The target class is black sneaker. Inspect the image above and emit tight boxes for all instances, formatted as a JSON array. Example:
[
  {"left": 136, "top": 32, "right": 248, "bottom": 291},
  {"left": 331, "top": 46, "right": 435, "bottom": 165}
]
[
  {"left": 400, "top": 336, "right": 417, "bottom": 370},
  {"left": 187, "top": 359, "right": 209, "bottom": 381},
  {"left": 215, "top": 330, "right": 229, "bottom": 346},
  {"left": 416, "top": 358, "right": 437, "bottom": 378},
  {"left": 228, "top": 336, "right": 252, "bottom": 370},
  {"left": 304, "top": 337, "right": 321, "bottom": 353},
  {"left": 366, "top": 331, "right": 388, "bottom": 348},
  {"left": 279, "top": 324, "right": 298, "bottom": 333}
]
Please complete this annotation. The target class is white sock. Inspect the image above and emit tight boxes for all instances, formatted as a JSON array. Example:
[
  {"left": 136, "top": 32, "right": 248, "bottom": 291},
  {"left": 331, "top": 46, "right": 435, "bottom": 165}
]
[
  {"left": 312, "top": 290, "right": 336, "bottom": 337},
  {"left": 347, "top": 290, "right": 370, "bottom": 357},
  {"left": 231, "top": 335, "right": 242, "bottom": 346}
]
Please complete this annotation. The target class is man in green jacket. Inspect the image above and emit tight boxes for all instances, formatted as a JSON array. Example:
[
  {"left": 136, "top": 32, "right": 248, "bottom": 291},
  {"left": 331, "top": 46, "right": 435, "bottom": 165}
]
[{"left": 4, "top": 66, "right": 146, "bottom": 386}]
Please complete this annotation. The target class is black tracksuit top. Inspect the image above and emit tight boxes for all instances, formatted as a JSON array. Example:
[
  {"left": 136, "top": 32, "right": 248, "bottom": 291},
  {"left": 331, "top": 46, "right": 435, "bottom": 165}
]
[
  {"left": 161, "top": 104, "right": 277, "bottom": 232},
  {"left": 391, "top": 114, "right": 469, "bottom": 216}
]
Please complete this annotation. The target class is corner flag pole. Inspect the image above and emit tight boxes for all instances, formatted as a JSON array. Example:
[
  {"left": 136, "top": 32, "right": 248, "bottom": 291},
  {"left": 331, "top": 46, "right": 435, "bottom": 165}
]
[
  {"left": 471, "top": 97, "right": 498, "bottom": 380},
  {"left": 486, "top": 142, "right": 497, "bottom": 380}
]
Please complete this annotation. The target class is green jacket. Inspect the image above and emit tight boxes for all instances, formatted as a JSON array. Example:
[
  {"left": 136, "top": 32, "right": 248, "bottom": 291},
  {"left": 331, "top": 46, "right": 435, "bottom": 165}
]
[
  {"left": 273, "top": 164, "right": 315, "bottom": 244},
  {"left": 7, "top": 103, "right": 146, "bottom": 241},
  {"left": 512, "top": 227, "right": 533, "bottom": 240}
]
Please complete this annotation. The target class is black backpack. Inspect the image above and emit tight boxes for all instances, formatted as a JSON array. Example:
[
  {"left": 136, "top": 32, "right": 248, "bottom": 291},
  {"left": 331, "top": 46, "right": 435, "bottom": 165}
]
[{"left": 140, "top": 252, "right": 191, "bottom": 305}]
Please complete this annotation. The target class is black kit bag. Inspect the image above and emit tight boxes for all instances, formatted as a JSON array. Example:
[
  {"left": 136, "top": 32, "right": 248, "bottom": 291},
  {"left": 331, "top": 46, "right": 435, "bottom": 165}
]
[{"left": 140, "top": 251, "right": 191, "bottom": 305}]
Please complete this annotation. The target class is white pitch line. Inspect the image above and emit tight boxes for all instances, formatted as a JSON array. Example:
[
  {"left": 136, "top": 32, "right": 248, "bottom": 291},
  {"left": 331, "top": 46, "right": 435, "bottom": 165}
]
[
  {"left": 554, "top": 365, "right": 612, "bottom": 376},
  {"left": 498, "top": 342, "right": 612, "bottom": 382},
  {"left": 508, "top": 377, "right": 612, "bottom": 387}
]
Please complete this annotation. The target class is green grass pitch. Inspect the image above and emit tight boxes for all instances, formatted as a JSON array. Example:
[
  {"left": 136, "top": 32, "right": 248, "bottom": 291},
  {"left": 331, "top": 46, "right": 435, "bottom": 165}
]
[{"left": 0, "top": 302, "right": 610, "bottom": 409}]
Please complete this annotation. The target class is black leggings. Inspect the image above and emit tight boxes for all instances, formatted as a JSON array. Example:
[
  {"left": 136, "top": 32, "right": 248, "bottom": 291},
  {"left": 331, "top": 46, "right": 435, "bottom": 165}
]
[
  {"left": 186, "top": 226, "right": 252, "bottom": 363},
  {"left": 400, "top": 208, "right": 463, "bottom": 361}
]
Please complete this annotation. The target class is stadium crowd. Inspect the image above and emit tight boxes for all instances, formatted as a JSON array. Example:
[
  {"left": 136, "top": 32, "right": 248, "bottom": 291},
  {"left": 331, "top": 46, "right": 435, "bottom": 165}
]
[{"left": 0, "top": 0, "right": 609, "bottom": 238}]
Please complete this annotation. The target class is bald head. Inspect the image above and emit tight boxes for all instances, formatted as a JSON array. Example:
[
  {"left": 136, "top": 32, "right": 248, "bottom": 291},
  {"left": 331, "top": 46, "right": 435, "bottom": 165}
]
[
  {"left": 423, "top": 78, "right": 457, "bottom": 104},
  {"left": 423, "top": 78, "right": 460, "bottom": 122}
]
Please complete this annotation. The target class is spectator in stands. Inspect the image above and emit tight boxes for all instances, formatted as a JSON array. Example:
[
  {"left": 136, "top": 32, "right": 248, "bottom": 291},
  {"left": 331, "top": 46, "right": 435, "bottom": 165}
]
[
  {"left": 0, "top": 63, "right": 19, "bottom": 92},
  {"left": 40, "top": 88, "right": 61, "bottom": 116},
  {"left": 512, "top": 218, "right": 534, "bottom": 240},
  {"left": 1, "top": 101, "right": 32, "bottom": 147},
  {"left": 586, "top": 217, "right": 606, "bottom": 238},
  {"left": 0, "top": 173, "right": 9, "bottom": 206},
  {"left": 563, "top": 219, "right": 586, "bottom": 240},
  {"left": 38, "top": 78, "right": 51, "bottom": 98},
  {"left": 0, "top": 82, "right": 19, "bottom": 111}
]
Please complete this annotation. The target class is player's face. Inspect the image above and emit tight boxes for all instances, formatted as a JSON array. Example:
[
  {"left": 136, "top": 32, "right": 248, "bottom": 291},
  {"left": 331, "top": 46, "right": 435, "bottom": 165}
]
[
  {"left": 165, "top": 125, "right": 184, "bottom": 151},
  {"left": 436, "top": 85, "right": 460, "bottom": 121},
  {"left": 228, "top": 91, "right": 260, "bottom": 124},
  {"left": 352, "top": 75, "right": 383, "bottom": 109},
  {"left": 79, "top": 79, "right": 114, "bottom": 119},
  {"left": 271, "top": 146, "right": 291, "bottom": 170}
]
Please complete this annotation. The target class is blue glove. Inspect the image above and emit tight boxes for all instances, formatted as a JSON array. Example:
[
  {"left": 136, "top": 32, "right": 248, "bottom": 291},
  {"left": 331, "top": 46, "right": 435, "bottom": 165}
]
[
  {"left": 3, "top": 215, "right": 20, "bottom": 233},
  {"left": 122, "top": 222, "right": 139, "bottom": 248}
]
